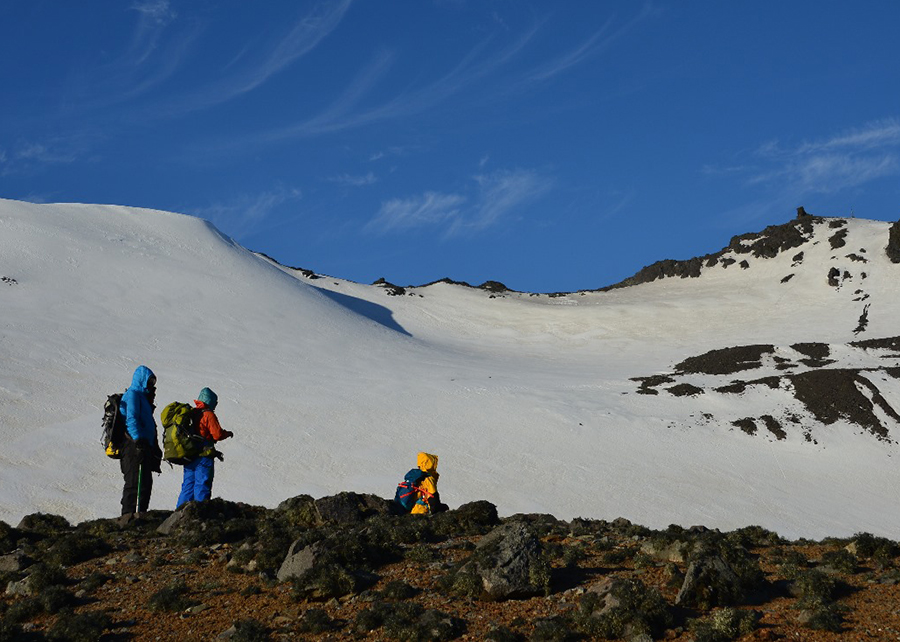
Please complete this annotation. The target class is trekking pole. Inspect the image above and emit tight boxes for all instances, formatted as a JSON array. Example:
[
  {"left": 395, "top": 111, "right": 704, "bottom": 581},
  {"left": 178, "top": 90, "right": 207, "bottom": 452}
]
[{"left": 136, "top": 464, "right": 143, "bottom": 515}]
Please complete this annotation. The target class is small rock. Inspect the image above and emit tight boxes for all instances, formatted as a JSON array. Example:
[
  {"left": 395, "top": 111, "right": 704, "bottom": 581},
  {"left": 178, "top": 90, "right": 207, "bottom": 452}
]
[
  {"left": 271, "top": 616, "right": 292, "bottom": 627},
  {"left": 6, "top": 578, "right": 32, "bottom": 596},
  {"left": 796, "top": 610, "right": 814, "bottom": 625},
  {"left": 157, "top": 510, "right": 188, "bottom": 536},
  {"left": 218, "top": 625, "right": 236, "bottom": 639},
  {"left": 187, "top": 604, "right": 210, "bottom": 614},
  {"left": 0, "top": 550, "right": 31, "bottom": 573},
  {"left": 124, "top": 552, "right": 144, "bottom": 564}
]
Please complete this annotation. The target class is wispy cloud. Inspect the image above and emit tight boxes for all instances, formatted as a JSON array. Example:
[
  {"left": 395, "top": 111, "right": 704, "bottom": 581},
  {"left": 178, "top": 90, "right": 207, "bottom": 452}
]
[
  {"left": 129, "top": 0, "right": 177, "bottom": 64},
  {"left": 457, "top": 168, "right": 553, "bottom": 233},
  {"left": 188, "top": 187, "right": 303, "bottom": 238},
  {"left": 746, "top": 119, "right": 900, "bottom": 193},
  {"left": 250, "top": 27, "right": 538, "bottom": 144},
  {"left": 226, "top": 5, "right": 655, "bottom": 152},
  {"left": 523, "top": 3, "right": 659, "bottom": 85},
  {"left": 131, "top": 0, "right": 175, "bottom": 25},
  {"left": 708, "top": 118, "right": 900, "bottom": 224},
  {"left": 794, "top": 119, "right": 900, "bottom": 155},
  {"left": 367, "top": 168, "right": 552, "bottom": 236},
  {"left": 0, "top": 137, "right": 84, "bottom": 175},
  {"left": 164, "top": 0, "right": 352, "bottom": 116},
  {"left": 327, "top": 172, "right": 378, "bottom": 187},
  {"left": 368, "top": 192, "right": 467, "bottom": 233}
]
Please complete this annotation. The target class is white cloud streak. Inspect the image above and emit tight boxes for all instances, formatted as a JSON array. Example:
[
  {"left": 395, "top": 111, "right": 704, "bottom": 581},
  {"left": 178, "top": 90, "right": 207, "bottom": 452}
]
[
  {"left": 228, "top": 5, "right": 656, "bottom": 151},
  {"left": 709, "top": 118, "right": 900, "bottom": 225},
  {"left": 745, "top": 118, "right": 900, "bottom": 193},
  {"left": 327, "top": 172, "right": 378, "bottom": 187},
  {"left": 367, "top": 168, "right": 552, "bottom": 237},
  {"left": 165, "top": 0, "right": 352, "bottom": 115},
  {"left": 189, "top": 187, "right": 303, "bottom": 238},
  {"left": 252, "top": 26, "right": 538, "bottom": 144},
  {"left": 458, "top": 168, "right": 553, "bottom": 233},
  {"left": 368, "top": 192, "right": 467, "bottom": 233}
]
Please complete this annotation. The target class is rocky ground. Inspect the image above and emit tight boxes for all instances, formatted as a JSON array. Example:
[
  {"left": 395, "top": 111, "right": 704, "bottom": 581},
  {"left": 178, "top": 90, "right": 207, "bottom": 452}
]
[{"left": 3, "top": 493, "right": 900, "bottom": 641}]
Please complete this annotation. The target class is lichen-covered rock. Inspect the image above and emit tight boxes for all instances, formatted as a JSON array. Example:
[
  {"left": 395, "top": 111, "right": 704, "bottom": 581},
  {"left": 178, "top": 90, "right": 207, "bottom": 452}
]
[
  {"left": 640, "top": 539, "right": 690, "bottom": 564},
  {"left": 676, "top": 555, "right": 741, "bottom": 608},
  {"left": 277, "top": 541, "right": 323, "bottom": 582},
  {"left": 453, "top": 521, "right": 550, "bottom": 600},
  {"left": 0, "top": 550, "right": 31, "bottom": 573}
]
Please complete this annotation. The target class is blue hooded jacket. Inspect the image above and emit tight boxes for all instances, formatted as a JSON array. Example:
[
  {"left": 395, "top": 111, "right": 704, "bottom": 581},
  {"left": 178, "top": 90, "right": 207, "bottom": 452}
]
[{"left": 120, "top": 365, "right": 157, "bottom": 442}]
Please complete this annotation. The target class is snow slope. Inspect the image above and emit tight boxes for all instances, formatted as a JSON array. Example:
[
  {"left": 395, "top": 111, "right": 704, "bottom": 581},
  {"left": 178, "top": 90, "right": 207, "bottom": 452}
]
[{"left": 1, "top": 198, "right": 898, "bottom": 539}]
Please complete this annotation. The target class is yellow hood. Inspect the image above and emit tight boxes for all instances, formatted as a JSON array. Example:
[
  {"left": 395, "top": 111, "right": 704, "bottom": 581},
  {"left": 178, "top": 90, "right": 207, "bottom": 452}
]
[{"left": 417, "top": 452, "right": 438, "bottom": 473}]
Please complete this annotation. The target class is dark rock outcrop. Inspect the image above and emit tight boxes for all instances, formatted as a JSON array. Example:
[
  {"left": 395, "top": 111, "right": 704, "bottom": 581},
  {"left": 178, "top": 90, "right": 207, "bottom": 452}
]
[
  {"left": 313, "top": 492, "right": 393, "bottom": 526},
  {"left": 675, "top": 345, "right": 774, "bottom": 376},
  {"left": 887, "top": 219, "right": 900, "bottom": 263}
]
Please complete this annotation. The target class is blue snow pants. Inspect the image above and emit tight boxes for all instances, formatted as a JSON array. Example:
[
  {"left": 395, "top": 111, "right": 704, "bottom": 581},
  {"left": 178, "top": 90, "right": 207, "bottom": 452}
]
[{"left": 176, "top": 456, "right": 215, "bottom": 509}]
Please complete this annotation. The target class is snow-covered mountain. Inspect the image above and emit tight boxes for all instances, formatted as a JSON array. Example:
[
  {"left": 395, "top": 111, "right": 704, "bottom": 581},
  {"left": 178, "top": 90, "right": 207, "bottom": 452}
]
[{"left": 1, "top": 198, "right": 898, "bottom": 539}]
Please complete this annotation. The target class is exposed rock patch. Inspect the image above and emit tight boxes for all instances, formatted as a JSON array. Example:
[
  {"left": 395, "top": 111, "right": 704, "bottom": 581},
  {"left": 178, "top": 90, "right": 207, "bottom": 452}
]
[
  {"left": 667, "top": 383, "right": 704, "bottom": 397},
  {"left": 854, "top": 304, "right": 871, "bottom": 335},
  {"left": 600, "top": 216, "right": 819, "bottom": 291},
  {"left": 789, "top": 369, "right": 896, "bottom": 441},
  {"left": 887, "top": 219, "right": 900, "bottom": 263},
  {"left": 828, "top": 228, "right": 848, "bottom": 249},
  {"left": 373, "top": 278, "right": 406, "bottom": 296},
  {"left": 675, "top": 345, "right": 774, "bottom": 376},
  {"left": 850, "top": 335, "right": 900, "bottom": 354}
]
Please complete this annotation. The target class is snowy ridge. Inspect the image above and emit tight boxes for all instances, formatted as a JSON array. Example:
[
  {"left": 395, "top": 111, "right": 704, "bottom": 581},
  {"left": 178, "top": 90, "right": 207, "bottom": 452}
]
[{"left": 1, "top": 198, "right": 899, "bottom": 539}]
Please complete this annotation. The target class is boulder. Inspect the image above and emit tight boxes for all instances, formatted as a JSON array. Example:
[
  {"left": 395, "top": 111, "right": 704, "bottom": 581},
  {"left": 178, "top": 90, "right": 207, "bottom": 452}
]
[
  {"left": 0, "top": 550, "right": 31, "bottom": 573},
  {"left": 157, "top": 510, "right": 188, "bottom": 536},
  {"left": 458, "top": 521, "right": 549, "bottom": 600},
  {"left": 313, "top": 492, "right": 392, "bottom": 525},
  {"left": 276, "top": 541, "right": 324, "bottom": 582},
  {"left": 5, "top": 576, "right": 32, "bottom": 596},
  {"left": 587, "top": 576, "right": 628, "bottom": 614},
  {"left": 640, "top": 540, "right": 690, "bottom": 564},
  {"left": 675, "top": 555, "right": 742, "bottom": 608}
]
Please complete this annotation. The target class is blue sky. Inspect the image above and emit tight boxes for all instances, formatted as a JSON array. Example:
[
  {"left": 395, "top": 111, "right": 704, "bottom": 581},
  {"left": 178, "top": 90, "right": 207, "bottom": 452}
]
[{"left": 2, "top": 1, "right": 899, "bottom": 292}]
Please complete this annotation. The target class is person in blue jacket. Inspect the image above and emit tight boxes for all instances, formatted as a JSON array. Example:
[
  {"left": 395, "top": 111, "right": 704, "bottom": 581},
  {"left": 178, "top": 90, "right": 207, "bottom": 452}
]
[{"left": 118, "top": 365, "right": 162, "bottom": 519}]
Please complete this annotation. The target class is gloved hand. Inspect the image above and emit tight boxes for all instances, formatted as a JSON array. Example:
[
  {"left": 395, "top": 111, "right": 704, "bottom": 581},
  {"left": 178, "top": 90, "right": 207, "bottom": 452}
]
[
  {"left": 220, "top": 430, "right": 234, "bottom": 440},
  {"left": 134, "top": 439, "right": 150, "bottom": 456}
]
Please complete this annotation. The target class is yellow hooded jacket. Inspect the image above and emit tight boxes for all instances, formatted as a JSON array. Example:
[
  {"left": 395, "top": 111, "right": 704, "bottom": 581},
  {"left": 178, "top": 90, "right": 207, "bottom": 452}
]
[{"left": 410, "top": 452, "right": 439, "bottom": 515}]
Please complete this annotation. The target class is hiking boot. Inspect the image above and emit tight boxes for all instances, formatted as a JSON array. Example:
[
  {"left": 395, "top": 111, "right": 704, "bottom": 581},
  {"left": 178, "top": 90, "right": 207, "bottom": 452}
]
[{"left": 117, "top": 513, "right": 136, "bottom": 526}]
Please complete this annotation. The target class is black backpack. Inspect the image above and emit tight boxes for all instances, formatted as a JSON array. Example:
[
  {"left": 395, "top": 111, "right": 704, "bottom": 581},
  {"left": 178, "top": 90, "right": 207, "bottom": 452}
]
[{"left": 101, "top": 393, "right": 128, "bottom": 459}]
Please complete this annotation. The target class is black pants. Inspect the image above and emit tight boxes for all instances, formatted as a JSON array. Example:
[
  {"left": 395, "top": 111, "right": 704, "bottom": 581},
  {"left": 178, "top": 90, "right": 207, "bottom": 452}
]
[{"left": 120, "top": 442, "right": 153, "bottom": 515}]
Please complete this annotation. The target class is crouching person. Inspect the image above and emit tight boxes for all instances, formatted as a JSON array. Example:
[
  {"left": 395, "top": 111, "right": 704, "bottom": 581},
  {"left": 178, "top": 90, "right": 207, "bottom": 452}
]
[
  {"left": 395, "top": 452, "right": 448, "bottom": 515},
  {"left": 176, "top": 387, "right": 233, "bottom": 509}
]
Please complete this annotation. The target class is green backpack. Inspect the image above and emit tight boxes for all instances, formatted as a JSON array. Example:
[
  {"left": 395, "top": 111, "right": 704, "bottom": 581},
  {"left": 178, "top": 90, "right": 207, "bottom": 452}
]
[{"left": 161, "top": 402, "right": 205, "bottom": 465}]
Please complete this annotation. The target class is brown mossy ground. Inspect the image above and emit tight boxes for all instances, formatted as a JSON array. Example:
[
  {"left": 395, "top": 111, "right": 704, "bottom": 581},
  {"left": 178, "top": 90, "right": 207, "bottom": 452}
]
[{"left": 4, "top": 508, "right": 900, "bottom": 641}]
